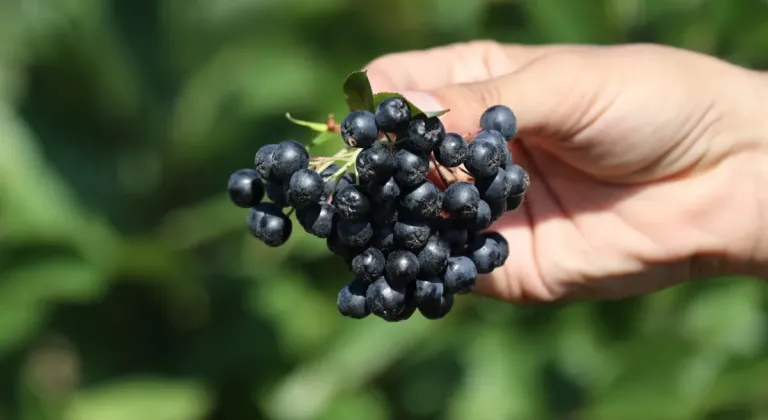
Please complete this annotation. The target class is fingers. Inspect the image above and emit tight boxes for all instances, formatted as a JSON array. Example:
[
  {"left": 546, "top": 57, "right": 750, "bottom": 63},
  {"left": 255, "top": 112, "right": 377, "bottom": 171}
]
[
  {"left": 402, "top": 50, "right": 602, "bottom": 139},
  {"left": 364, "top": 41, "right": 589, "bottom": 92}
]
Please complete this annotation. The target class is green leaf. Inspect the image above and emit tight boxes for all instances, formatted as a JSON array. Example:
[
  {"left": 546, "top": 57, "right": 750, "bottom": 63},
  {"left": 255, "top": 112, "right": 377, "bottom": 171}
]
[
  {"left": 343, "top": 70, "right": 375, "bottom": 112},
  {"left": 372, "top": 92, "right": 450, "bottom": 119},
  {"left": 285, "top": 113, "right": 330, "bottom": 132},
  {"left": 64, "top": 377, "right": 213, "bottom": 420}
]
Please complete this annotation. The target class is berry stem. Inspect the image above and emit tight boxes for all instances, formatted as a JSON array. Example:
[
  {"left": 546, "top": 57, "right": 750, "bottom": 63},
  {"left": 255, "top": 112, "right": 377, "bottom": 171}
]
[
  {"left": 286, "top": 207, "right": 296, "bottom": 217},
  {"left": 430, "top": 155, "right": 454, "bottom": 187}
]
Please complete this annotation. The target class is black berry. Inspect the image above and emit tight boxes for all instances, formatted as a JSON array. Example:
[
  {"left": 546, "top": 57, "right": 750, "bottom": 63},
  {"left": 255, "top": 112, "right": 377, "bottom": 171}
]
[
  {"left": 418, "top": 293, "right": 454, "bottom": 319},
  {"left": 399, "top": 181, "right": 443, "bottom": 220},
  {"left": 370, "top": 225, "right": 395, "bottom": 255},
  {"left": 414, "top": 277, "right": 444, "bottom": 306},
  {"left": 254, "top": 144, "right": 278, "bottom": 180},
  {"left": 505, "top": 164, "right": 530, "bottom": 196},
  {"left": 341, "top": 110, "right": 379, "bottom": 148},
  {"left": 368, "top": 176, "right": 401, "bottom": 204},
  {"left": 463, "top": 199, "right": 492, "bottom": 232},
  {"left": 336, "top": 218, "right": 373, "bottom": 247},
  {"left": 434, "top": 133, "right": 467, "bottom": 167},
  {"left": 480, "top": 105, "right": 518, "bottom": 139},
  {"left": 416, "top": 235, "right": 450, "bottom": 277},
  {"left": 355, "top": 143, "right": 394, "bottom": 183},
  {"left": 264, "top": 179, "right": 288, "bottom": 207},
  {"left": 475, "top": 169, "right": 512, "bottom": 202},
  {"left": 485, "top": 231, "right": 509, "bottom": 267},
  {"left": 228, "top": 169, "right": 264, "bottom": 208},
  {"left": 443, "top": 182, "right": 480, "bottom": 219},
  {"left": 271, "top": 140, "right": 310, "bottom": 180},
  {"left": 394, "top": 219, "right": 432, "bottom": 250},
  {"left": 338, "top": 280, "right": 370, "bottom": 319},
  {"left": 296, "top": 202, "right": 337, "bottom": 238},
  {"left": 384, "top": 250, "right": 420, "bottom": 286},
  {"left": 442, "top": 256, "right": 477, "bottom": 294},
  {"left": 506, "top": 194, "right": 524, "bottom": 211},
  {"left": 287, "top": 168, "right": 324, "bottom": 208},
  {"left": 375, "top": 97, "right": 411, "bottom": 132},
  {"left": 333, "top": 185, "right": 371, "bottom": 220},
  {"left": 247, "top": 203, "right": 292, "bottom": 247},
  {"left": 394, "top": 148, "right": 429, "bottom": 187},
  {"left": 366, "top": 277, "right": 409, "bottom": 321},
  {"left": 351, "top": 247, "right": 386, "bottom": 283},
  {"left": 467, "top": 235, "right": 501, "bottom": 274},
  {"left": 402, "top": 117, "right": 445, "bottom": 154},
  {"left": 465, "top": 139, "right": 502, "bottom": 179}
]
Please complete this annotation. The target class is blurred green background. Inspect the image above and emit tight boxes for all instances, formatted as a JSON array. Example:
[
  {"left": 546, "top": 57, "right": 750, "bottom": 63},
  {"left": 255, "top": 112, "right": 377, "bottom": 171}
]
[{"left": 1, "top": 0, "right": 767, "bottom": 419}]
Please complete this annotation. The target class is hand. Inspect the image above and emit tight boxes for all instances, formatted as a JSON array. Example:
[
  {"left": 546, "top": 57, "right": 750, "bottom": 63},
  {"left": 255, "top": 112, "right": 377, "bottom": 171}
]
[{"left": 364, "top": 41, "right": 768, "bottom": 303}]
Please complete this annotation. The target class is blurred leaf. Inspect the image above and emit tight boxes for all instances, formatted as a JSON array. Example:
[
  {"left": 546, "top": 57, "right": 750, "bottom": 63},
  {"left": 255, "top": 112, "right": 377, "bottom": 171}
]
[
  {"left": 264, "top": 317, "right": 439, "bottom": 420},
  {"left": 285, "top": 113, "right": 330, "bottom": 132},
  {"left": 447, "top": 324, "right": 542, "bottom": 420},
  {"left": 343, "top": 71, "right": 375, "bottom": 113},
  {"left": 64, "top": 377, "right": 212, "bottom": 420},
  {"left": 318, "top": 389, "right": 391, "bottom": 420},
  {"left": 372, "top": 92, "right": 450, "bottom": 119}
]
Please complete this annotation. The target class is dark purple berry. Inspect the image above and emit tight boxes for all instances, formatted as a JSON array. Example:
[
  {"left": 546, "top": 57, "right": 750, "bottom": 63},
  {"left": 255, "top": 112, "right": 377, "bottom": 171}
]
[
  {"left": 336, "top": 218, "right": 373, "bottom": 247},
  {"left": 434, "top": 133, "right": 467, "bottom": 167},
  {"left": 416, "top": 235, "right": 450, "bottom": 277},
  {"left": 247, "top": 202, "right": 292, "bottom": 247},
  {"left": 393, "top": 219, "right": 432, "bottom": 250},
  {"left": 505, "top": 164, "right": 530, "bottom": 196},
  {"left": 333, "top": 185, "right": 371, "bottom": 220},
  {"left": 384, "top": 250, "right": 420, "bottom": 286},
  {"left": 368, "top": 176, "right": 401, "bottom": 203},
  {"left": 399, "top": 181, "right": 443, "bottom": 220},
  {"left": 465, "top": 139, "right": 502, "bottom": 178},
  {"left": 351, "top": 247, "right": 386, "bottom": 283},
  {"left": 375, "top": 97, "right": 411, "bottom": 132},
  {"left": 296, "top": 202, "right": 336, "bottom": 238},
  {"left": 467, "top": 235, "right": 501, "bottom": 274},
  {"left": 414, "top": 277, "right": 444, "bottom": 306},
  {"left": 479, "top": 105, "right": 517, "bottom": 139},
  {"left": 338, "top": 280, "right": 370, "bottom": 319},
  {"left": 402, "top": 117, "right": 445, "bottom": 154},
  {"left": 341, "top": 110, "right": 379, "bottom": 148},
  {"left": 366, "top": 277, "right": 409, "bottom": 321},
  {"left": 355, "top": 143, "right": 395, "bottom": 183},
  {"left": 271, "top": 141, "right": 310, "bottom": 180},
  {"left": 475, "top": 169, "right": 512, "bottom": 202},
  {"left": 394, "top": 148, "right": 429, "bottom": 187},
  {"left": 443, "top": 182, "right": 480, "bottom": 219},
  {"left": 442, "top": 256, "right": 477, "bottom": 294},
  {"left": 286, "top": 168, "right": 324, "bottom": 208},
  {"left": 254, "top": 144, "right": 278, "bottom": 180},
  {"left": 228, "top": 169, "right": 264, "bottom": 208},
  {"left": 418, "top": 293, "right": 454, "bottom": 319}
]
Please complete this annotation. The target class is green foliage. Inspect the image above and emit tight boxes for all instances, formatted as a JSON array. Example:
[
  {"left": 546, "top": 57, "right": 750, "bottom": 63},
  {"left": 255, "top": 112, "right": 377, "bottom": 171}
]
[{"left": 0, "top": 1, "right": 768, "bottom": 419}]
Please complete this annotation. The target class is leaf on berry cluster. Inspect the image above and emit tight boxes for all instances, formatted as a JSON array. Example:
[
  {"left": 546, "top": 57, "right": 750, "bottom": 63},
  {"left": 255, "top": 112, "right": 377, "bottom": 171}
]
[
  {"left": 372, "top": 92, "right": 450, "bottom": 119},
  {"left": 343, "top": 71, "right": 375, "bottom": 112},
  {"left": 285, "top": 113, "right": 330, "bottom": 132}
]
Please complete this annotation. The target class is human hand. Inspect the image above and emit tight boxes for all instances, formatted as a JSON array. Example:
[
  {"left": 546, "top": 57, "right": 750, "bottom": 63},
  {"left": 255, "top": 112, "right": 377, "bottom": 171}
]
[{"left": 364, "top": 41, "right": 768, "bottom": 303}]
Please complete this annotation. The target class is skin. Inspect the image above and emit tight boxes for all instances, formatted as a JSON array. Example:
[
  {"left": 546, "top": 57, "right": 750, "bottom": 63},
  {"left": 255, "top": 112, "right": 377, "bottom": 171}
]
[{"left": 364, "top": 41, "right": 768, "bottom": 303}]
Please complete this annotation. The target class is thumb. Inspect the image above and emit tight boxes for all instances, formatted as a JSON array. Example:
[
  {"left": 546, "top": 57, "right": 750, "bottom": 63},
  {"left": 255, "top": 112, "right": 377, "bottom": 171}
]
[{"left": 399, "top": 53, "right": 595, "bottom": 139}]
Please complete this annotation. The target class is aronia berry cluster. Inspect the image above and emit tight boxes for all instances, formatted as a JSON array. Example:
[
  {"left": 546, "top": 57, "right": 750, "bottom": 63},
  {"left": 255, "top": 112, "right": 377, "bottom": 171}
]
[{"left": 227, "top": 91, "right": 528, "bottom": 322}]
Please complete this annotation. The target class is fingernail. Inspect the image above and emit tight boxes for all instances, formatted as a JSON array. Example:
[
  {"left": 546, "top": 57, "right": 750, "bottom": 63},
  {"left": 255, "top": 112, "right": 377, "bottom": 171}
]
[{"left": 399, "top": 91, "right": 443, "bottom": 112}]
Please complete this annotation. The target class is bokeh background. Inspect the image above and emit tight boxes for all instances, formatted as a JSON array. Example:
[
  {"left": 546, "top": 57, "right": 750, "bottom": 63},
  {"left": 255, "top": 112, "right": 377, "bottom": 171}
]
[{"left": 1, "top": 0, "right": 768, "bottom": 419}]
